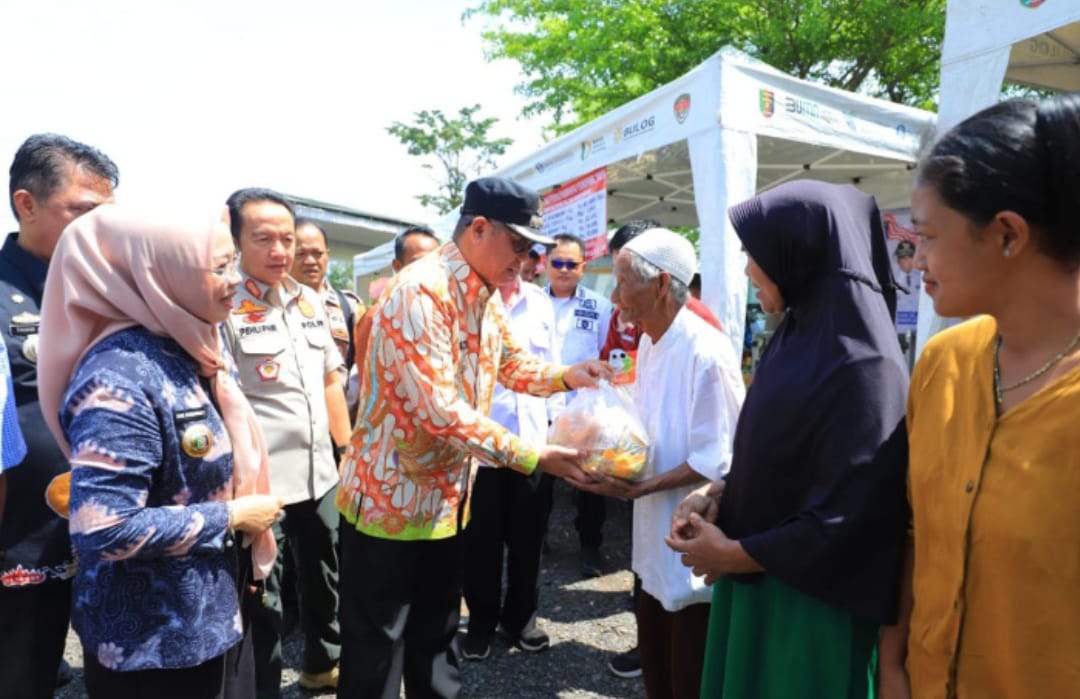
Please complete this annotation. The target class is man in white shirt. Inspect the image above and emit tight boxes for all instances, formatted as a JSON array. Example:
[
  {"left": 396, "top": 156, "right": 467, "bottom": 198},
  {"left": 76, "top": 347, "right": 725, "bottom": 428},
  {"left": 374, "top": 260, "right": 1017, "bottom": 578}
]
[
  {"left": 545, "top": 233, "right": 612, "bottom": 577},
  {"left": 461, "top": 271, "right": 559, "bottom": 661},
  {"left": 577, "top": 228, "right": 744, "bottom": 699}
]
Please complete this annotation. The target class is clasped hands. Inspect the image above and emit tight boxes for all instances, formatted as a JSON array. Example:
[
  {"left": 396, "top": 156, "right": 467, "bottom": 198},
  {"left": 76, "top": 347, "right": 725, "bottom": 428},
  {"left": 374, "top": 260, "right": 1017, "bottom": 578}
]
[{"left": 666, "top": 479, "right": 762, "bottom": 582}]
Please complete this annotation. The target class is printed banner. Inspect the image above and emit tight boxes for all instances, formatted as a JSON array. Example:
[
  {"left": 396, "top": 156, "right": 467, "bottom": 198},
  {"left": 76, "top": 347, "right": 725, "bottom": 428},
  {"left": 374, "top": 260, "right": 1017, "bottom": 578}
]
[
  {"left": 541, "top": 168, "right": 609, "bottom": 260},
  {"left": 883, "top": 209, "right": 920, "bottom": 333}
]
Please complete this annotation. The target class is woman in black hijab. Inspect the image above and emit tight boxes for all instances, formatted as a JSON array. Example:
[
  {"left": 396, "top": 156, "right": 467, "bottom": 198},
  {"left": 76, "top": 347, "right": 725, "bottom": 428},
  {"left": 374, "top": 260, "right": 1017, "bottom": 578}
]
[{"left": 667, "top": 180, "right": 909, "bottom": 698}]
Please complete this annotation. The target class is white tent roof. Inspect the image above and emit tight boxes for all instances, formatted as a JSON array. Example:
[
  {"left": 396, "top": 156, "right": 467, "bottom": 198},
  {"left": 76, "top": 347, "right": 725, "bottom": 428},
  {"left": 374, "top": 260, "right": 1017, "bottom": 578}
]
[
  {"left": 495, "top": 47, "right": 930, "bottom": 209},
  {"left": 354, "top": 48, "right": 935, "bottom": 353},
  {"left": 917, "top": 0, "right": 1080, "bottom": 354}
]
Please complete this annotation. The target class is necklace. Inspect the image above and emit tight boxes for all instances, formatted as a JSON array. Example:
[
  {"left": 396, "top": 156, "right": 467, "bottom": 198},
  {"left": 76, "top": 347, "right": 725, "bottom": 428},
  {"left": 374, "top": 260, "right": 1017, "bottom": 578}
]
[{"left": 993, "top": 329, "right": 1080, "bottom": 406}]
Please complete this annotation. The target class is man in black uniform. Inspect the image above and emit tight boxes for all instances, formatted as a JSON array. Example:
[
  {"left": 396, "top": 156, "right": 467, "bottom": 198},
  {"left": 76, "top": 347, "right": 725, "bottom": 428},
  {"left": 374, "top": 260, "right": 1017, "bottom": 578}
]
[{"left": 0, "top": 134, "right": 117, "bottom": 699}]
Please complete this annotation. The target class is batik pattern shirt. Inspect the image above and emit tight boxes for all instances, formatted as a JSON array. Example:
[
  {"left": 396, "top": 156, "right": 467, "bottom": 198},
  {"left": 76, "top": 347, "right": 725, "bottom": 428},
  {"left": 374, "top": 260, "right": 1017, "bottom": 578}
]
[
  {"left": 338, "top": 243, "right": 566, "bottom": 541},
  {"left": 62, "top": 328, "right": 239, "bottom": 671}
]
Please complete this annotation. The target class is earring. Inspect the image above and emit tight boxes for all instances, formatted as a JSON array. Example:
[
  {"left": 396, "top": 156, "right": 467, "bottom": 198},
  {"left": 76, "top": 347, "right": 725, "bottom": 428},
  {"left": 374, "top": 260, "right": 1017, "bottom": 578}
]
[{"left": 1003, "top": 248, "right": 1012, "bottom": 258}]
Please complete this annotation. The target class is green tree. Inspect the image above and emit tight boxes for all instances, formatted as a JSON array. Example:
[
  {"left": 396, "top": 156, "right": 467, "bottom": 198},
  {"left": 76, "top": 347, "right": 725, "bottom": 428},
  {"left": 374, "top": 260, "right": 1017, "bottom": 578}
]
[
  {"left": 465, "top": 0, "right": 945, "bottom": 134},
  {"left": 327, "top": 259, "right": 353, "bottom": 292},
  {"left": 387, "top": 105, "right": 514, "bottom": 214}
]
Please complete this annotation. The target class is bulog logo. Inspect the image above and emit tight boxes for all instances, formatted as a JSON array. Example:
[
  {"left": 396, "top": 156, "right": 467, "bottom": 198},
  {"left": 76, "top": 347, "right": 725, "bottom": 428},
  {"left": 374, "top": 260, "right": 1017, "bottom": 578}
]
[{"left": 621, "top": 115, "right": 656, "bottom": 141}]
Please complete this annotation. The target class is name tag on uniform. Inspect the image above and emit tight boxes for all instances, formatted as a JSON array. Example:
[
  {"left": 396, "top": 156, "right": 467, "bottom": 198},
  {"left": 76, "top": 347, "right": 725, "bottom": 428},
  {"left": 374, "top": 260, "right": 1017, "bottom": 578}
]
[
  {"left": 239, "top": 323, "right": 279, "bottom": 338},
  {"left": 10, "top": 311, "right": 39, "bottom": 336},
  {"left": 576, "top": 318, "right": 597, "bottom": 332},
  {"left": 573, "top": 308, "right": 599, "bottom": 320},
  {"left": 301, "top": 319, "right": 325, "bottom": 330},
  {"left": 175, "top": 407, "right": 209, "bottom": 423}
]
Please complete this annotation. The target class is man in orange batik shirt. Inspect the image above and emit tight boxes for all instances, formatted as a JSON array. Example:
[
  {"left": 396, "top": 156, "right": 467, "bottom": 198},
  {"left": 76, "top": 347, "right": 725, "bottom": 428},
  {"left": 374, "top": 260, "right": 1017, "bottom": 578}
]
[{"left": 335, "top": 177, "right": 610, "bottom": 699}]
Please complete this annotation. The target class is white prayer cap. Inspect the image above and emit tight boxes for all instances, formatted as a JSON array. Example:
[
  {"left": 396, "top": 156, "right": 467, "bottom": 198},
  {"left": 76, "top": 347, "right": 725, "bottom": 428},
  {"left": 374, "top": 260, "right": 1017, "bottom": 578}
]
[{"left": 621, "top": 227, "right": 697, "bottom": 286}]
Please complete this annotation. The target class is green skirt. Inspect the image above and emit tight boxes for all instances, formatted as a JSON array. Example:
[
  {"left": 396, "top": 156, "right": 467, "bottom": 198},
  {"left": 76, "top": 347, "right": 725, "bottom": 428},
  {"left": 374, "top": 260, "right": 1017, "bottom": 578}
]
[{"left": 700, "top": 575, "right": 878, "bottom": 699}]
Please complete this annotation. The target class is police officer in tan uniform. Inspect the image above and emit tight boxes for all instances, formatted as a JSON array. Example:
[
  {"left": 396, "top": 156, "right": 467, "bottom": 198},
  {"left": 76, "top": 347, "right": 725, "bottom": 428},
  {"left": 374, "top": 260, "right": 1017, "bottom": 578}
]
[
  {"left": 291, "top": 219, "right": 363, "bottom": 413},
  {"left": 221, "top": 189, "right": 352, "bottom": 696}
]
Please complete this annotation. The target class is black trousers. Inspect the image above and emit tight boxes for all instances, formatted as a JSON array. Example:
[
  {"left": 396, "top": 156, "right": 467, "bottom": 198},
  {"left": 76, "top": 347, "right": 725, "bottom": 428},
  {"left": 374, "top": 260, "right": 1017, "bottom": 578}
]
[
  {"left": 247, "top": 488, "right": 340, "bottom": 699},
  {"left": 540, "top": 474, "right": 606, "bottom": 549},
  {"left": 636, "top": 591, "right": 710, "bottom": 699},
  {"left": 338, "top": 523, "right": 463, "bottom": 699},
  {"left": 0, "top": 578, "right": 71, "bottom": 699},
  {"left": 84, "top": 648, "right": 238, "bottom": 699},
  {"left": 575, "top": 491, "right": 607, "bottom": 548},
  {"left": 463, "top": 467, "right": 545, "bottom": 638}
]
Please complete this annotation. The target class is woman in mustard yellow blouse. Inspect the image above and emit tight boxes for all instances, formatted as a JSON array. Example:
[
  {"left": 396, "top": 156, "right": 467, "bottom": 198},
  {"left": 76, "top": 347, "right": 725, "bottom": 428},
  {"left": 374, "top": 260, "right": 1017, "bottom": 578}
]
[{"left": 879, "top": 93, "right": 1080, "bottom": 698}]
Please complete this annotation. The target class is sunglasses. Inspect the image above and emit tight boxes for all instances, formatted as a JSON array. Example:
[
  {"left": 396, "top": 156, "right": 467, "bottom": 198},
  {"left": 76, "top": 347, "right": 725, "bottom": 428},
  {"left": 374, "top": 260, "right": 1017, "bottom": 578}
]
[{"left": 550, "top": 259, "right": 581, "bottom": 271}]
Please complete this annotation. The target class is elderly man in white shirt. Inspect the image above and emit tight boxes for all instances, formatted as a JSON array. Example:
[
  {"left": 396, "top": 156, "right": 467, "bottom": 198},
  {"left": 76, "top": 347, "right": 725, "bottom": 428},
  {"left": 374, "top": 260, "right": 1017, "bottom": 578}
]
[
  {"left": 461, "top": 271, "right": 561, "bottom": 661},
  {"left": 577, "top": 228, "right": 744, "bottom": 699}
]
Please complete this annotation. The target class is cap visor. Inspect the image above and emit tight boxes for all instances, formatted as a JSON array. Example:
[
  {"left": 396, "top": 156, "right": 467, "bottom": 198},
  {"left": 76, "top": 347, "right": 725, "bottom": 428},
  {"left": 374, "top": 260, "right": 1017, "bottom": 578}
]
[{"left": 507, "top": 222, "right": 555, "bottom": 245}]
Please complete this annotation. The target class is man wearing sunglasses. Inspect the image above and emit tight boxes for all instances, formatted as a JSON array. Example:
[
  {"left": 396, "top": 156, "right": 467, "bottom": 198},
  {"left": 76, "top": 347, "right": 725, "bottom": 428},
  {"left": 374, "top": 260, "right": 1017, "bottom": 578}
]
[{"left": 545, "top": 233, "right": 614, "bottom": 578}]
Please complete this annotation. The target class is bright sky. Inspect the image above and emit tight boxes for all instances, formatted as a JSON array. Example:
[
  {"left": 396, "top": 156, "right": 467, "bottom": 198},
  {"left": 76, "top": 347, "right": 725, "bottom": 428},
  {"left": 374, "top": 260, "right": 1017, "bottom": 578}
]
[{"left": 0, "top": 0, "right": 545, "bottom": 231}]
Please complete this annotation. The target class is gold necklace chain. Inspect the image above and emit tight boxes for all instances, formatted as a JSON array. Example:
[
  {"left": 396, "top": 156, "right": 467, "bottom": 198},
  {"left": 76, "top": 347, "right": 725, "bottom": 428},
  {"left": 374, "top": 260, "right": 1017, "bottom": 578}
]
[{"left": 993, "top": 329, "right": 1080, "bottom": 406}]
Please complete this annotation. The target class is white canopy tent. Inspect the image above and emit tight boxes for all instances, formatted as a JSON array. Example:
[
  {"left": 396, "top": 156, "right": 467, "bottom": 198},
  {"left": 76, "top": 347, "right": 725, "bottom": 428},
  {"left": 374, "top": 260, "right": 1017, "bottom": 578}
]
[
  {"left": 917, "top": 0, "right": 1080, "bottom": 354},
  {"left": 353, "top": 47, "right": 935, "bottom": 353}
]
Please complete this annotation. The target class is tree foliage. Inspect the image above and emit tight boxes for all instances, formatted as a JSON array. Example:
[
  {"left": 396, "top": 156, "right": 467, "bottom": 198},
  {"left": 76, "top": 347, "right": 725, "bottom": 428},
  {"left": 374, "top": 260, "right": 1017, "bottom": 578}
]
[
  {"left": 464, "top": 0, "right": 945, "bottom": 134},
  {"left": 327, "top": 259, "right": 353, "bottom": 292},
  {"left": 387, "top": 105, "right": 514, "bottom": 214}
]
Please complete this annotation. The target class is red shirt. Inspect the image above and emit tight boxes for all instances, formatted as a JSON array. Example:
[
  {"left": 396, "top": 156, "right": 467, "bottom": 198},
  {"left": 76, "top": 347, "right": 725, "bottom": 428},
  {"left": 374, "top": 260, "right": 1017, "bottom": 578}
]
[{"left": 600, "top": 297, "right": 723, "bottom": 360}]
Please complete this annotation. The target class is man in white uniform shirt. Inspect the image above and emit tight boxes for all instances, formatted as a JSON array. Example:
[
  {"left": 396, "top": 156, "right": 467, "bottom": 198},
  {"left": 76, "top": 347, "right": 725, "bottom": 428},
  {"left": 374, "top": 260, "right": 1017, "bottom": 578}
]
[
  {"left": 461, "top": 271, "right": 559, "bottom": 661},
  {"left": 545, "top": 233, "right": 612, "bottom": 576},
  {"left": 577, "top": 228, "right": 744, "bottom": 699}
]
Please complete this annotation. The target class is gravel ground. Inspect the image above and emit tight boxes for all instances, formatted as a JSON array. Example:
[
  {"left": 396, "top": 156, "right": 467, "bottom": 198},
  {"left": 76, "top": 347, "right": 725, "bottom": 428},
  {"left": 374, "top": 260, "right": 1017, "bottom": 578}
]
[{"left": 57, "top": 481, "right": 645, "bottom": 699}]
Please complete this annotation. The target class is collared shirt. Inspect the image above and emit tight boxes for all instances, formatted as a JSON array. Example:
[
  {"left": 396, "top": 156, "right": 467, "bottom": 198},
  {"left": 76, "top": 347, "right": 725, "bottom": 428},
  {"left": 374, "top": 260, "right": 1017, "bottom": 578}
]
[
  {"left": 62, "top": 328, "right": 236, "bottom": 671},
  {"left": 316, "top": 279, "right": 363, "bottom": 372},
  {"left": 337, "top": 243, "right": 566, "bottom": 541},
  {"left": 221, "top": 275, "right": 343, "bottom": 505},
  {"left": 0, "top": 340, "right": 26, "bottom": 472},
  {"left": 485, "top": 282, "right": 559, "bottom": 455},
  {"left": 0, "top": 232, "right": 72, "bottom": 587},
  {"left": 548, "top": 283, "right": 613, "bottom": 366},
  {"left": 631, "top": 308, "right": 744, "bottom": 612},
  {"left": 906, "top": 316, "right": 1080, "bottom": 699}
]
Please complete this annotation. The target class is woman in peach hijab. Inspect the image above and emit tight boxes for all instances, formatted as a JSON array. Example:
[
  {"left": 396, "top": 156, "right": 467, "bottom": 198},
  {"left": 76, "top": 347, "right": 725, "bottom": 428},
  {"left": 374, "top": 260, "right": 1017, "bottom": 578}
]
[{"left": 37, "top": 205, "right": 282, "bottom": 698}]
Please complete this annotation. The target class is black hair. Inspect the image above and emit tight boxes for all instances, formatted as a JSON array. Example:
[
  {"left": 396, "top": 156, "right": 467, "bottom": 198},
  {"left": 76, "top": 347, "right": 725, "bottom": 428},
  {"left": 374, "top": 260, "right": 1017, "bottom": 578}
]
[
  {"left": 8, "top": 133, "right": 119, "bottom": 221},
  {"left": 225, "top": 188, "right": 295, "bottom": 241},
  {"left": 689, "top": 272, "right": 701, "bottom": 294},
  {"left": 395, "top": 224, "right": 439, "bottom": 262},
  {"left": 608, "top": 218, "right": 661, "bottom": 253},
  {"left": 295, "top": 218, "right": 328, "bottom": 245},
  {"left": 553, "top": 233, "right": 585, "bottom": 258},
  {"left": 917, "top": 93, "right": 1080, "bottom": 268}
]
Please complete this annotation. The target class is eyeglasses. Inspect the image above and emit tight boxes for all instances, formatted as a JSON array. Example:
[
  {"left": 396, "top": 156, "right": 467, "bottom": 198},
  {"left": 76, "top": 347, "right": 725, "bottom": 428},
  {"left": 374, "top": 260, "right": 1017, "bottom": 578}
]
[
  {"left": 495, "top": 221, "right": 534, "bottom": 255},
  {"left": 549, "top": 259, "right": 581, "bottom": 271},
  {"left": 209, "top": 254, "right": 241, "bottom": 279}
]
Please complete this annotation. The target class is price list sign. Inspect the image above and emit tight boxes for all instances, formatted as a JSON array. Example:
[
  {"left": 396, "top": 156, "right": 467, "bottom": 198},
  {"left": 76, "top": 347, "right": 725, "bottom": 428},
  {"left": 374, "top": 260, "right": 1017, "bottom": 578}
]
[{"left": 541, "top": 167, "right": 608, "bottom": 260}]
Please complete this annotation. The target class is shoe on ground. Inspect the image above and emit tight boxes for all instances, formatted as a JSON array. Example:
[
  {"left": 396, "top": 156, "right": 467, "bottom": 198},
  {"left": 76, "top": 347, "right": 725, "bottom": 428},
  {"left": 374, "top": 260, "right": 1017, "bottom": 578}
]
[
  {"left": 502, "top": 623, "right": 550, "bottom": 653},
  {"left": 580, "top": 545, "right": 603, "bottom": 578},
  {"left": 460, "top": 632, "right": 492, "bottom": 661},
  {"left": 608, "top": 647, "right": 642, "bottom": 679},
  {"left": 298, "top": 665, "right": 339, "bottom": 690}
]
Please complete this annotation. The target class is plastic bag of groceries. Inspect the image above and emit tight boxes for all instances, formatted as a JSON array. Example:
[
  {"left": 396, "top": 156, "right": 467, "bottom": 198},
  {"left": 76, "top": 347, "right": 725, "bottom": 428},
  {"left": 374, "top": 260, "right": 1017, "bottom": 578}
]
[{"left": 548, "top": 380, "right": 649, "bottom": 480}]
